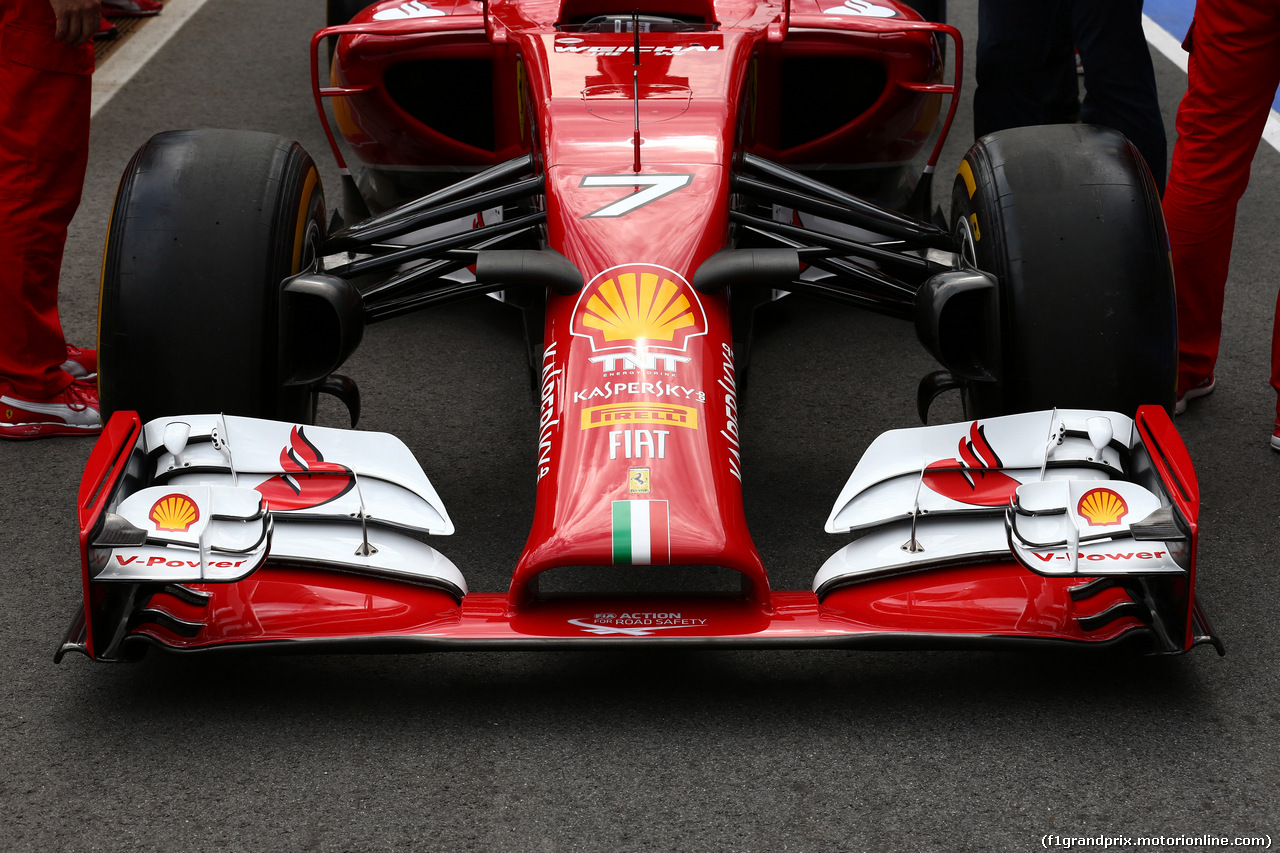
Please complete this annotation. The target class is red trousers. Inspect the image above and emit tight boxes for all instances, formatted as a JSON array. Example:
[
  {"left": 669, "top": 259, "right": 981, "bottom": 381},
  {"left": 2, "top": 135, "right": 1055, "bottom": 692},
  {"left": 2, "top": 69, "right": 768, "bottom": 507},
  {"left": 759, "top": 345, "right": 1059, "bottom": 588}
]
[
  {"left": 1163, "top": 0, "right": 1280, "bottom": 410},
  {"left": 0, "top": 0, "right": 92, "bottom": 397}
]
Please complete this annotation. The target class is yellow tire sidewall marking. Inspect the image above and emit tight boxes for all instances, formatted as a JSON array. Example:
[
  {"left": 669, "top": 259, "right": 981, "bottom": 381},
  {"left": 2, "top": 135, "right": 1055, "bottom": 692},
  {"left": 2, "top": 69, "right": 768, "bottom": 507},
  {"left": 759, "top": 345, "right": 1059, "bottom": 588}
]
[
  {"left": 958, "top": 159, "right": 976, "bottom": 199},
  {"left": 292, "top": 166, "right": 320, "bottom": 274}
]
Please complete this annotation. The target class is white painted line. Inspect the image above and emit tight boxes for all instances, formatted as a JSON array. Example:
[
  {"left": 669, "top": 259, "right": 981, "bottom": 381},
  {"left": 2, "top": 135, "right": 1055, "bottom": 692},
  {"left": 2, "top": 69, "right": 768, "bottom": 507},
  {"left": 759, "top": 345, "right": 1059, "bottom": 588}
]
[
  {"left": 1144, "top": 13, "right": 1280, "bottom": 154},
  {"left": 91, "top": 0, "right": 210, "bottom": 117},
  {"left": 1142, "top": 14, "right": 1188, "bottom": 73},
  {"left": 1264, "top": 113, "right": 1280, "bottom": 154}
]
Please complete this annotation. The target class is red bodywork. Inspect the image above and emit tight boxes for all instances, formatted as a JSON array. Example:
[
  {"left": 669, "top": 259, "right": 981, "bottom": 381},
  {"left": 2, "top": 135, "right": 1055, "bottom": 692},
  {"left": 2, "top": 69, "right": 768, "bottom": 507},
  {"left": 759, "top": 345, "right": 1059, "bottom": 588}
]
[
  {"left": 63, "top": 0, "right": 1218, "bottom": 660},
  {"left": 315, "top": 0, "right": 954, "bottom": 603},
  {"left": 318, "top": 0, "right": 946, "bottom": 177}
]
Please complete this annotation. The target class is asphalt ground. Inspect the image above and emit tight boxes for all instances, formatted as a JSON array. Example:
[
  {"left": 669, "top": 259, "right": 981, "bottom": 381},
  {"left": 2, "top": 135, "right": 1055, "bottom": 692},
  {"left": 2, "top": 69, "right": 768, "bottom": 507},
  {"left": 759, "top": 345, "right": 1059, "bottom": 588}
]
[{"left": 2, "top": 2, "right": 1277, "bottom": 851}]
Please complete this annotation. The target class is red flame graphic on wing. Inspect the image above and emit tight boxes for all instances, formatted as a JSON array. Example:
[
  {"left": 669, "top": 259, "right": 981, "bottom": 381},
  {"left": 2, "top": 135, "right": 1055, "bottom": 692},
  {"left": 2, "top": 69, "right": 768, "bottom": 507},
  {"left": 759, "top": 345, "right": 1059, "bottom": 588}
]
[
  {"left": 254, "top": 426, "right": 354, "bottom": 511},
  {"left": 921, "top": 422, "right": 1021, "bottom": 507}
]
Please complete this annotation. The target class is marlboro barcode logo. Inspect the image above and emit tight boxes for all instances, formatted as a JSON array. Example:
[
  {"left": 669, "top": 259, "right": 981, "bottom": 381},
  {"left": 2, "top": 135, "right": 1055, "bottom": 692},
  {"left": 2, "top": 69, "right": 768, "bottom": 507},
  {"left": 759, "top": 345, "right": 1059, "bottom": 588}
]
[{"left": 611, "top": 500, "right": 671, "bottom": 565}]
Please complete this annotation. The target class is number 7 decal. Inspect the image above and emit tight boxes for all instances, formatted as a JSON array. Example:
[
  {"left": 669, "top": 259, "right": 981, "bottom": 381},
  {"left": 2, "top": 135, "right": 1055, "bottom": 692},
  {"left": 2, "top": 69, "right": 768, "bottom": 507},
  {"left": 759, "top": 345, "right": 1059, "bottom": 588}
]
[{"left": 579, "top": 174, "right": 693, "bottom": 218}]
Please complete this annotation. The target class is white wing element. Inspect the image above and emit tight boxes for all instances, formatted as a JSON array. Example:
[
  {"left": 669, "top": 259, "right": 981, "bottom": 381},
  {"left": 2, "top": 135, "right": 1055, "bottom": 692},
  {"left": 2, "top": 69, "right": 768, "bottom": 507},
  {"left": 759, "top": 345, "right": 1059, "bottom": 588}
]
[
  {"left": 90, "top": 416, "right": 466, "bottom": 596},
  {"left": 1007, "top": 479, "right": 1184, "bottom": 577},
  {"left": 143, "top": 414, "right": 453, "bottom": 535},
  {"left": 269, "top": 523, "right": 465, "bottom": 594},
  {"left": 826, "top": 410, "right": 1131, "bottom": 534},
  {"left": 91, "top": 485, "right": 271, "bottom": 583},
  {"left": 815, "top": 410, "right": 1187, "bottom": 595},
  {"left": 815, "top": 516, "right": 1009, "bottom": 596}
]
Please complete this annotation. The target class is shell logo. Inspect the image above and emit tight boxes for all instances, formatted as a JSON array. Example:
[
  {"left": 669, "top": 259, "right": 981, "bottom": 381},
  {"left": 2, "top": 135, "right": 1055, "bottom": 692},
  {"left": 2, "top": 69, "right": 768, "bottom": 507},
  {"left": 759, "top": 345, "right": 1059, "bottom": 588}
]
[
  {"left": 573, "top": 264, "right": 706, "bottom": 352},
  {"left": 1077, "top": 488, "right": 1128, "bottom": 526},
  {"left": 149, "top": 493, "right": 200, "bottom": 533},
  {"left": 584, "top": 273, "right": 693, "bottom": 341}
]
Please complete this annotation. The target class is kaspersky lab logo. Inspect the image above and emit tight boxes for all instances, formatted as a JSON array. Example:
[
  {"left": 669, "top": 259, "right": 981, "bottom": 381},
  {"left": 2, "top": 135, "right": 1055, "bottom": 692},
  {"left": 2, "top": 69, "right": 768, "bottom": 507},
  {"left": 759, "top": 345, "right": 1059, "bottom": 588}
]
[{"left": 571, "top": 263, "right": 707, "bottom": 356}]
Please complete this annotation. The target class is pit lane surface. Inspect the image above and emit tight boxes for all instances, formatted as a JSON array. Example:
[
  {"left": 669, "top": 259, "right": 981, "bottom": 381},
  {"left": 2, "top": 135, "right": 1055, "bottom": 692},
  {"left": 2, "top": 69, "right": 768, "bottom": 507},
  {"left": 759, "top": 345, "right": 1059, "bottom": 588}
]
[{"left": 4, "top": 2, "right": 1277, "bottom": 850}]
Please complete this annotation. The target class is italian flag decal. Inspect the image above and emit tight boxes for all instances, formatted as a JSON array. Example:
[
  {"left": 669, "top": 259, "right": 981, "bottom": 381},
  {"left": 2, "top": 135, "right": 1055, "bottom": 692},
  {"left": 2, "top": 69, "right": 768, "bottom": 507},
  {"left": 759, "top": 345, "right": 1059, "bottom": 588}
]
[{"left": 611, "top": 500, "right": 671, "bottom": 564}]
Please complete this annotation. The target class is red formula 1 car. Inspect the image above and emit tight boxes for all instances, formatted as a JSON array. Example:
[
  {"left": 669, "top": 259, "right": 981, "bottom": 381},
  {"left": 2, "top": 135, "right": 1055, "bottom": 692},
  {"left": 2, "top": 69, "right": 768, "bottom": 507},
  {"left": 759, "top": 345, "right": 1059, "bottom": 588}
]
[{"left": 58, "top": 0, "right": 1222, "bottom": 662}]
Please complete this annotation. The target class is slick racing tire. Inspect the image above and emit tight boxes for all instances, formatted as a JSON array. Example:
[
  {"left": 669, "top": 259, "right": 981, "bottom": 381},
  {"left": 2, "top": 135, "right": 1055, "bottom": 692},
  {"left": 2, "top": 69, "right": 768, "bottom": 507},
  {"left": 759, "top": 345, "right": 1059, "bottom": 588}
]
[
  {"left": 99, "top": 129, "right": 327, "bottom": 423},
  {"left": 949, "top": 124, "right": 1176, "bottom": 418}
]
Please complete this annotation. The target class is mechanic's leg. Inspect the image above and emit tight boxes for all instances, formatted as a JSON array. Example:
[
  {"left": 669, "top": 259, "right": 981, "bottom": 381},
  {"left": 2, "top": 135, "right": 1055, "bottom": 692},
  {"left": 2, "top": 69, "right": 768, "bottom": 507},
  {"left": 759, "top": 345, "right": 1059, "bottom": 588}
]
[
  {"left": 1070, "top": 0, "right": 1166, "bottom": 194},
  {"left": 0, "top": 0, "right": 93, "bottom": 398},
  {"left": 1166, "top": 199, "right": 1235, "bottom": 396},
  {"left": 973, "top": 0, "right": 1057, "bottom": 138},
  {"left": 1040, "top": 1, "right": 1079, "bottom": 126},
  {"left": 1162, "top": 0, "right": 1280, "bottom": 397}
]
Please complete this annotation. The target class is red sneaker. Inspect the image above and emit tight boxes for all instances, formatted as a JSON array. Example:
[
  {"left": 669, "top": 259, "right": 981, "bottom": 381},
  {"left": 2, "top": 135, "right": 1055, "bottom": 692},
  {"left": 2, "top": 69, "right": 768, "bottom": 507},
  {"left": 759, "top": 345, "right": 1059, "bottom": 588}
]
[
  {"left": 102, "top": 0, "right": 163, "bottom": 16},
  {"left": 94, "top": 15, "right": 118, "bottom": 39},
  {"left": 62, "top": 345, "right": 98, "bottom": 381},
  {"left": 0, "top": 381, "right": 103, "bottom": 439}
]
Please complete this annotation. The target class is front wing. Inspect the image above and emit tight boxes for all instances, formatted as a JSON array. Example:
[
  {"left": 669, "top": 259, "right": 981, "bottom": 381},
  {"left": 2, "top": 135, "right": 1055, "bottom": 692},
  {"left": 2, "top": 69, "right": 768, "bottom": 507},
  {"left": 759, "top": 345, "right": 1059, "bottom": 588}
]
[{"left": 58, "top": 406, "right": 1221, "bottom": 661}]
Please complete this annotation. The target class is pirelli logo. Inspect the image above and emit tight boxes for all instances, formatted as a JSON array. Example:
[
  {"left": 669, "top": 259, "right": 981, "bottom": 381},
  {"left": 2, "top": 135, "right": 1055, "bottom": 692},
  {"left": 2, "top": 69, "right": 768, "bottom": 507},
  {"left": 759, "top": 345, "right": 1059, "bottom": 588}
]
[{"left": 581, "top": 402, "right": 698, "bottom": 430}]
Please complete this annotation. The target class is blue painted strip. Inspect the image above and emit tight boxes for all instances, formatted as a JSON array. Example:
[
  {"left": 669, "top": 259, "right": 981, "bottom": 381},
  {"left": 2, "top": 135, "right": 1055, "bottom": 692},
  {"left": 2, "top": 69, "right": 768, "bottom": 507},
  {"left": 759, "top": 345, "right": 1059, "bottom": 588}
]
[{"left": 1145, "top": 0, "right": 1195, "bottom": 43}]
